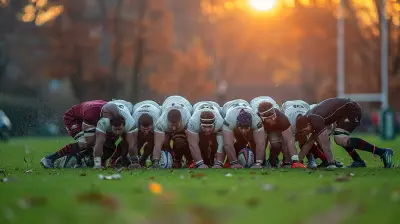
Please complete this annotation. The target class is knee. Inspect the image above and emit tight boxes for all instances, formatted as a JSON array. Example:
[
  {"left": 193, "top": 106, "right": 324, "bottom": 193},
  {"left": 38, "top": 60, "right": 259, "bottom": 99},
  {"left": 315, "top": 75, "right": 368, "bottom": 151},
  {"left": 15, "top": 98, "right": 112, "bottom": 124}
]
[{"left": 333, "top": 135, "right": 348, "bottom": 147}]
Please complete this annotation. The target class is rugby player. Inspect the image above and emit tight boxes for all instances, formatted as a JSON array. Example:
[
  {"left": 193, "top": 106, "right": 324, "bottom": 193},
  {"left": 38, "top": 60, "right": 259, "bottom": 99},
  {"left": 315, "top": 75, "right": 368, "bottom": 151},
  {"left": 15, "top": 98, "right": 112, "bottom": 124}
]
[
  {"left": 222, "top": 99, "right": 265, "bottom": 168},
  {"left": 186, "top": 101, "right": 224, "bottom": 168},
  {"left": 131, "top": 100, "right": 162, "bottom": 166},
  {"left": 151, "top": 96, "right": 193, "bottom": 168},
  {"left": 251, "top": 97, "right": 305, "bottom": 168},
  {"left": 296, "top": 97, "right": 394, "bottom": 168},
  {"left": 40, "top": 100, "right": 107, "bottom": 168},
  {"left": 283, "top": 100, "right": 343, "bottom": 168},
  {"left": 93, "top": 101, "right": 138, "bottom": 169}
]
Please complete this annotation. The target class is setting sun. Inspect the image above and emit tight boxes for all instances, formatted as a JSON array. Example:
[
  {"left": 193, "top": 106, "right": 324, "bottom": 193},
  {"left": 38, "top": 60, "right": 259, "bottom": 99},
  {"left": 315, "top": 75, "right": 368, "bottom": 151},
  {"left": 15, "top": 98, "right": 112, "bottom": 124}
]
[{"left": 249, "top": 0, "right": 277, "bottom": 11}]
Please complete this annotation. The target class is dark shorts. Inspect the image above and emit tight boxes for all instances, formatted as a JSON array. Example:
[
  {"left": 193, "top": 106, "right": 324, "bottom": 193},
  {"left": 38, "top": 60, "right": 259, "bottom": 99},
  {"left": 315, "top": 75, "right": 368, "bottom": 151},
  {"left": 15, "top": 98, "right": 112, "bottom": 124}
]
[
  {"left": 334, "top": 101, "right": 362, "bottom": 135},
  {"left": 164, "top": 132, "right": 192, "bottom": 167}
]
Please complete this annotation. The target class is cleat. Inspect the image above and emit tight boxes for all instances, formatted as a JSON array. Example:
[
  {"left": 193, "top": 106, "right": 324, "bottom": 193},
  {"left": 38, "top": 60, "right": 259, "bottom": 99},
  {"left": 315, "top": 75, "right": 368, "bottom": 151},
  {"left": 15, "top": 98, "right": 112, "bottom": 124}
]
[
  {"left": 380, "top": 148, "right": 394, "bottom": 168},
  {"left": 335, "top": 161, "right": 344, "bottom": 168},
  {"left": 40, "top": 157, "right": 54, "bottom": 169},
  {"left": 307, "top": 157, "right": 318, "bottom": 169},
  {"left": 291, "top": 162, "right": 306, "bottom": 169},
  {"left": 346, "top": 160, "right": 366, "bottom": 168},
  {"left": 326, "top": 164, "right": 337, "bottom": 170}
]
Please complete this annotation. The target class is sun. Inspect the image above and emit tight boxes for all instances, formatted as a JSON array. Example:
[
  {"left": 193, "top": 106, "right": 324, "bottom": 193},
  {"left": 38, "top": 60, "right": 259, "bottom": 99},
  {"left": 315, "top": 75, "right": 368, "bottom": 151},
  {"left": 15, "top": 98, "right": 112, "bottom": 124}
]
[{"left": 249, "top": 0, "right": 277, "bottom": 11}]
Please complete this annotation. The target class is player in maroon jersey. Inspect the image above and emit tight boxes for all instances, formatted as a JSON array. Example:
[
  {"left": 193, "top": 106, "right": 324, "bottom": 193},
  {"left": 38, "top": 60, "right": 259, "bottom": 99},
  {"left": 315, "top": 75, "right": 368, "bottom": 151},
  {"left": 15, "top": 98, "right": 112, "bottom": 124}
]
[
  {"left": 296, "top": 97, "right": 393, "bottom": 168},
  {"left": 40, "top": 100, "right": 107, "bottom": 168}
]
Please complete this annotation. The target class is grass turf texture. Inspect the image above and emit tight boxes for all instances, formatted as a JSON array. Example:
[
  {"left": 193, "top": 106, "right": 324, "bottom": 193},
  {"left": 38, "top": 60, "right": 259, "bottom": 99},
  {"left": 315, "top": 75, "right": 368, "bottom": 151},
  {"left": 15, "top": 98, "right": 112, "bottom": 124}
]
[{"left": 0, "top": 135, "right": 400, "bottom": 224}]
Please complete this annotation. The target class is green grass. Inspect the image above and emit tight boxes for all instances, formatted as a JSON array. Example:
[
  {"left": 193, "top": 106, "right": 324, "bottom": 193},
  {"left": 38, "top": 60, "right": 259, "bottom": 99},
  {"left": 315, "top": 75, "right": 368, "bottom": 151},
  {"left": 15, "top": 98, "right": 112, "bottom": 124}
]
[{"left": 0, "top": 135, "right": 400, "bottom": 224}]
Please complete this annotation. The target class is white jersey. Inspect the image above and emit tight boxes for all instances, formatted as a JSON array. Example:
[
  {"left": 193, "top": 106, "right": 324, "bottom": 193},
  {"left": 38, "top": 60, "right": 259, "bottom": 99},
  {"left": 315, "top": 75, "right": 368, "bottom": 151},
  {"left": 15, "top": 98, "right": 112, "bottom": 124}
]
[
  {"left": 223, "top": 105, "right": 262, "bottom": 131},
  {"left": 161, "top": 95, "right": 192, "bottom": 114},
  {"left": 222, "top": 99, "right": 250, "bottom": 117},
  {"left": 155, "top": 104, "right": 192, "bottom": 133},
  {"left": 110, "top": 99, "right": 134, "bottom": 115},
  {"left": 97, "top": 101, "right": 136, "bottom": 134},
  {"left": 250, "top": 96, "right": 280, "bottom": 112},
  {"left": 132, "top": 100, "right": 162, "bottom": 128},
  {"left": 310, "top": 104, "right": 317, "bottom": 110},
  {"left": 193, "top": 101, "right": 222, "bottom": 114},
  {"left": 282, "top": 100, "right": 310, "bottom": 133},
  {"left": 187, "top": 102, "right": 224, "bottom": 134}
]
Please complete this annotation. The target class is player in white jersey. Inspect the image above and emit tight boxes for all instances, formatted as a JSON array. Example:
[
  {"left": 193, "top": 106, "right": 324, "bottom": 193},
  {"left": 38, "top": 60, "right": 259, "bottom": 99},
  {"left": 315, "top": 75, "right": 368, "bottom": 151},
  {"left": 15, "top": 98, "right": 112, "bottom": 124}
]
[
  {"left": 186, "top": 101, "right": 224, "bottom": 168},
  {"left": 283, "top": 100, "right": 343, "bottom": 168},
  {"left": 252, "top": 97, "right": 306, "bottom": 168},
  {"left": 151, "top": 96, "right": 193, "bottom": 168},
  {"left": 110, "top": 99, "right": 134, "bottom": 115},
  {"left": 93, "top": 101, "right": 138, "bottom": 169},
  {"left": 222, "top": 99, "right": 266, "bottom": 168},
  {"left": 131, "top": 100, "right": 162, "bottom": 166},
  {"left": 162, "top": 95, "right": 193, "bottom": 114}
]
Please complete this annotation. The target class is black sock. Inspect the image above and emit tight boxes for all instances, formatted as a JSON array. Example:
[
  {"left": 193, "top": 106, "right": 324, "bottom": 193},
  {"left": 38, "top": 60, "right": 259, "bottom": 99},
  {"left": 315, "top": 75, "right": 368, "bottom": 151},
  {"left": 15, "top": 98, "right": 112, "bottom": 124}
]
[
  {"left": 347, "top": 137, "right": 386, "bottom": 155},
  {"left": 341, "top": 146, "right": 363, "bottom": 162}
]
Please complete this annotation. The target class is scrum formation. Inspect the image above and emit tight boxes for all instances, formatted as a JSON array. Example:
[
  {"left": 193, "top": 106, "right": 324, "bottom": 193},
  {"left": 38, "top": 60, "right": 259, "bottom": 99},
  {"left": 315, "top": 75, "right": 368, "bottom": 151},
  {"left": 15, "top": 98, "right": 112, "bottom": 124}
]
[{"left": 40, "top": 96, "right": 394, "bottom": 169}]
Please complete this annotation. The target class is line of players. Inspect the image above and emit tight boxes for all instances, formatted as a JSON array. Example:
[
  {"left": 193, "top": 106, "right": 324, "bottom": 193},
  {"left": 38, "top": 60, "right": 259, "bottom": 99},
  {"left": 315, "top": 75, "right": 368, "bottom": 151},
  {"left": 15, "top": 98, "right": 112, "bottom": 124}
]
[{"left": 40, "top": 96, "right": 394, "bottom": 169}]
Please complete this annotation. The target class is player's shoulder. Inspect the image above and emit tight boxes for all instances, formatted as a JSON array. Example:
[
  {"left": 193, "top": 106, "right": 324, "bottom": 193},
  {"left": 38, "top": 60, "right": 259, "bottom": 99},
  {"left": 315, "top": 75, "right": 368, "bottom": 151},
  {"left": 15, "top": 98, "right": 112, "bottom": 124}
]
[{"left": 96, "top": 117, "right": 110, "bottom": 132}]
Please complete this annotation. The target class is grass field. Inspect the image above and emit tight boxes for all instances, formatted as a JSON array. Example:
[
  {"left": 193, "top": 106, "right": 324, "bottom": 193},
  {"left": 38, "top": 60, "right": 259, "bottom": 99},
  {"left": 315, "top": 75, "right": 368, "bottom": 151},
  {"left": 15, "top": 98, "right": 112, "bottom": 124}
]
[{"left": 0, "top": 135, "right": 400, "bottom": 224}]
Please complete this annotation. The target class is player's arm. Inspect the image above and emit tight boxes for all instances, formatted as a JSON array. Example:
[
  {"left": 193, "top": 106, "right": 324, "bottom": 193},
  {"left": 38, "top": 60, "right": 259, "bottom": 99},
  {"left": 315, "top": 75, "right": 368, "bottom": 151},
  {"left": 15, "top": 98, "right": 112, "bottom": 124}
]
[
  {"left": 251, "top": 115, "right": 266, "bottom": 167},
  {"left": 281, "top": 126, "right": 299, "bottom": 161},
  {"left": 82, "top": 122, "right": 96, "bottom": 146},
  {"left": 186, "top": 129, "right": 205, "bottom": 168},
  {"left": 93, "top": 130, "right": 106, "bottom": 169},
  {"left": 222, "top": 119, "right": 241, "bottom": 168},
  {"left": 151, "top": 120, "right": 166, "bottom": 168},
  {"left": 125, "top": 129, "right": 140, "bottom": 168}
]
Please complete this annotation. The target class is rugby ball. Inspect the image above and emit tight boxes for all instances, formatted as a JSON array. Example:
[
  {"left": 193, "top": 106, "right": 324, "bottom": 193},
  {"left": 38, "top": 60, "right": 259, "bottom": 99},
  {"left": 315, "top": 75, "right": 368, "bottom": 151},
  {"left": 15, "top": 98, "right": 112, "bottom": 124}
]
[
  {"left": 160, "top": 150, "right": 173, "bottom": 169},
  {"left": 238, "top": 148, "right": 254, "bottom": 168},
  {"left": 54, "top": 155, "right": 78, "bottom": 168}
]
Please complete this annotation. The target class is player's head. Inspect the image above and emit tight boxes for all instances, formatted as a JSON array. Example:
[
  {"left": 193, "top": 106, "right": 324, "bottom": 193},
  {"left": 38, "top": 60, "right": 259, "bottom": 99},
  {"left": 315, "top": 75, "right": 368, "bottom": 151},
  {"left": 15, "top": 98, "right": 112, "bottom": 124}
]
[
  {"left": 138, "top": 113, "right": 153, "bottom": 135},
  {"left": 296, "top": 114, "right": 312, "bottom": 134},
  {"left": 110, "top": 115, "right": 125, "bottom": 135},
  {"left": 237, "top": 109, "right": 252, "bottom": 135},
  {"left": 167, "top": 109, "right": 181, "bottom": 132},
  {"left": 258, "top": 102, "right": 276, "bottom": 125},
  {"left": 200, "top": 111, "right": 215, "bottom": 135}
]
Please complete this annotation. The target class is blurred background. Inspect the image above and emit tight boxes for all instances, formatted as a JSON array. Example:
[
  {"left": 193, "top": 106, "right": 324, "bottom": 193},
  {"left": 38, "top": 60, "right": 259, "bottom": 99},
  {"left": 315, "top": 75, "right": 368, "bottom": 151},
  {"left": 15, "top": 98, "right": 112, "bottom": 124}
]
[{"left": 0, "top": 0, "right": 399, "bottom": 137}]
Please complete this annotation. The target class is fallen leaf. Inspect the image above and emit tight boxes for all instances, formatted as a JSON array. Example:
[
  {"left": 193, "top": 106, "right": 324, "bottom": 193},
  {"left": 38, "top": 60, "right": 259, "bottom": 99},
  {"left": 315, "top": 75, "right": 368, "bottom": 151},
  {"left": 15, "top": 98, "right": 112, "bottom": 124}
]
[
  {"left": 261, "top": 184, "right": 276, "bottom": 191},
  {"left": 190, "top": 173, "right": 206, "bottom": 178},
  {"left": 249, "top": 172, "right": 256, "bottom": 175},
  {"left": 79, "top": 172, "right": 87, "bottom": 176},
  {"left": 24, "top": 170, "right": 33, "bottom": 174},
  {"left": 261, "top": 172, "right": 269, "bottom": 175},
  {"left": 18, "top": 196, "right": 47, "bottom": 209},
  {"left": 246, "top": 197, "right": 260, "bottom": 207},
  {"left": 77, "top": 192, "right": 119, "bottom": 211},
  {"left": 225, "top": 173, "right": 232, "bottom": 177},
  {"left": 335, "top": 175, "right": 351, "bottom": 182},
  {"left": 149, "top": 182, "right": 163, "bottom": 194},
  {"left": 149, "top": 176, "right": 155, "bottom": 180}
]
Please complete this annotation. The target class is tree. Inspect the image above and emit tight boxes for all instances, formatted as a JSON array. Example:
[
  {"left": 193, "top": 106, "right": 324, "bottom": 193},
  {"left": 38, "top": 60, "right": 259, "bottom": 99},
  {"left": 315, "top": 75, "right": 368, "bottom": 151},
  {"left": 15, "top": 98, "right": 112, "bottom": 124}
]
[{"left": 147, "top": 39, "right": 215, "bottom": 101}]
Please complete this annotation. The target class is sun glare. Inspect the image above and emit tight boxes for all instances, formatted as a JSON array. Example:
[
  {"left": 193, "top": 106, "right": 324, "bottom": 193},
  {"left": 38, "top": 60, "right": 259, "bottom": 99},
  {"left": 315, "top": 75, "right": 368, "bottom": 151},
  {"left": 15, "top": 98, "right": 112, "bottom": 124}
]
[{"left": 249, "top": 0, "right": 277, "bottom": 11}]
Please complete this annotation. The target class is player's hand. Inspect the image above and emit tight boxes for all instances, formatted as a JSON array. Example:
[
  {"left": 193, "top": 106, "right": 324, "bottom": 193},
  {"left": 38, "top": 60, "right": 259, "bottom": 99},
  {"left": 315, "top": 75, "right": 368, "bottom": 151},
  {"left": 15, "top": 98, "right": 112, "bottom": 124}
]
[
  {"left": 230, "top": 164, "right": 243, "bottom": 169},
  {"left": 251, "top": 163, "right": 263, "bottom": 168},
  {"left": 93, "top": 165, "right": 105, "bottom": 170},
  {"left": 128, "top": 162, "right": 141, "bottom": 169},
  {"left": 198, "top": 164, "right": 209, "bottom": 169}
]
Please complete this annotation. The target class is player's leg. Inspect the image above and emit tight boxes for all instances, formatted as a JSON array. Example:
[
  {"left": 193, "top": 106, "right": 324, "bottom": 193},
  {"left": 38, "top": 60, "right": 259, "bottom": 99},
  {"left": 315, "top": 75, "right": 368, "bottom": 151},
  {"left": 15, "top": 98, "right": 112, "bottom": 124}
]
[
  {"left": 41, "top": 120, "right": 84, "bottom": 168},
  {"left": 333, "top": 103, "right": 393, "bottom": 168},
  {"left": 138, "top": 132, "right": 154, "bottom": 167},
  {"left": 267, "top": 132, "right": 283, "bottom": 167}
]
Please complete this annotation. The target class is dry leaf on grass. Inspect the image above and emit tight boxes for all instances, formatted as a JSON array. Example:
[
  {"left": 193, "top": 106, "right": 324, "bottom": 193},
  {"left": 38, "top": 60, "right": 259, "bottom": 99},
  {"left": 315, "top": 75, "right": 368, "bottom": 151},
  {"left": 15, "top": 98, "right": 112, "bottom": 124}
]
[
  {"left": 245, "top": 197, "right": 260, "bottom": 208},
  {"left": 18, "top": 196, "right": 48, "bottom": 209},
  {"left": 191, "top": 173, "right": 206, "bottom": 178},
  {"left": 77, "top": 192, "right": 119, "bottom": 211}
]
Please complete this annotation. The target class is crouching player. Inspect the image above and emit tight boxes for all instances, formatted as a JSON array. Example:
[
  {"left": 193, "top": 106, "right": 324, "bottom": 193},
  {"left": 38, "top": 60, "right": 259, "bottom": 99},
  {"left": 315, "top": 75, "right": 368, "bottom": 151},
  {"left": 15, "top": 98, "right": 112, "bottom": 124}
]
[
  {"left": 131, "top": 100, "right": 162, "bottom": 166},
  {"left": 222, "top": 99, "right": 266, "bottom": 168},
  {"left": 186, "top": 101, "right": 224, "bottom": 168},
  {"left": 251, "top": 97, "right": 305, "bottom": 168},
  {"left": 93, "top": 101, "right": 138, "bottom": 169},
  {"left": 151, "top": 96, "right": 193, "bottom": 168},
  {"left": 40, "top": 100, "right": 107, "bottom": 168},
  {"left": 296, "top": 98, "right": 393, "bottom": 168}
]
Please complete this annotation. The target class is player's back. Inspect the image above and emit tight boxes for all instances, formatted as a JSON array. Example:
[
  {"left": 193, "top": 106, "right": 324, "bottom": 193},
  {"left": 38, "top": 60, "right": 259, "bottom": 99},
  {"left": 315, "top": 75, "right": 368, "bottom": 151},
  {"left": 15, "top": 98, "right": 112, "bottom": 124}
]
[
  {"left": 222, "top": 99, "right": 250, "bottom": 117},
  {"left": 110, "top": 99, "right": 134, "bottom": 115},
  {"left": 250, "top": 96, "right": 280, "bottom": 112},
  {"left": 309, "top": 98, "right": 352, "bottom": 118},
  {"left": 66, "top": 100, "right": 107, "bottom": 119},
  {"left": 162, "top": 95, "right": 192, "bottom": 114},
  {"left": 193, "top": 101, "right": 222, "bottom": 115},
  {"left": 282, "top": 100, "right": 310, "bottom": 113},
  {"left": 133, "top": 100, "right": 162, "bottom": 126}
]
